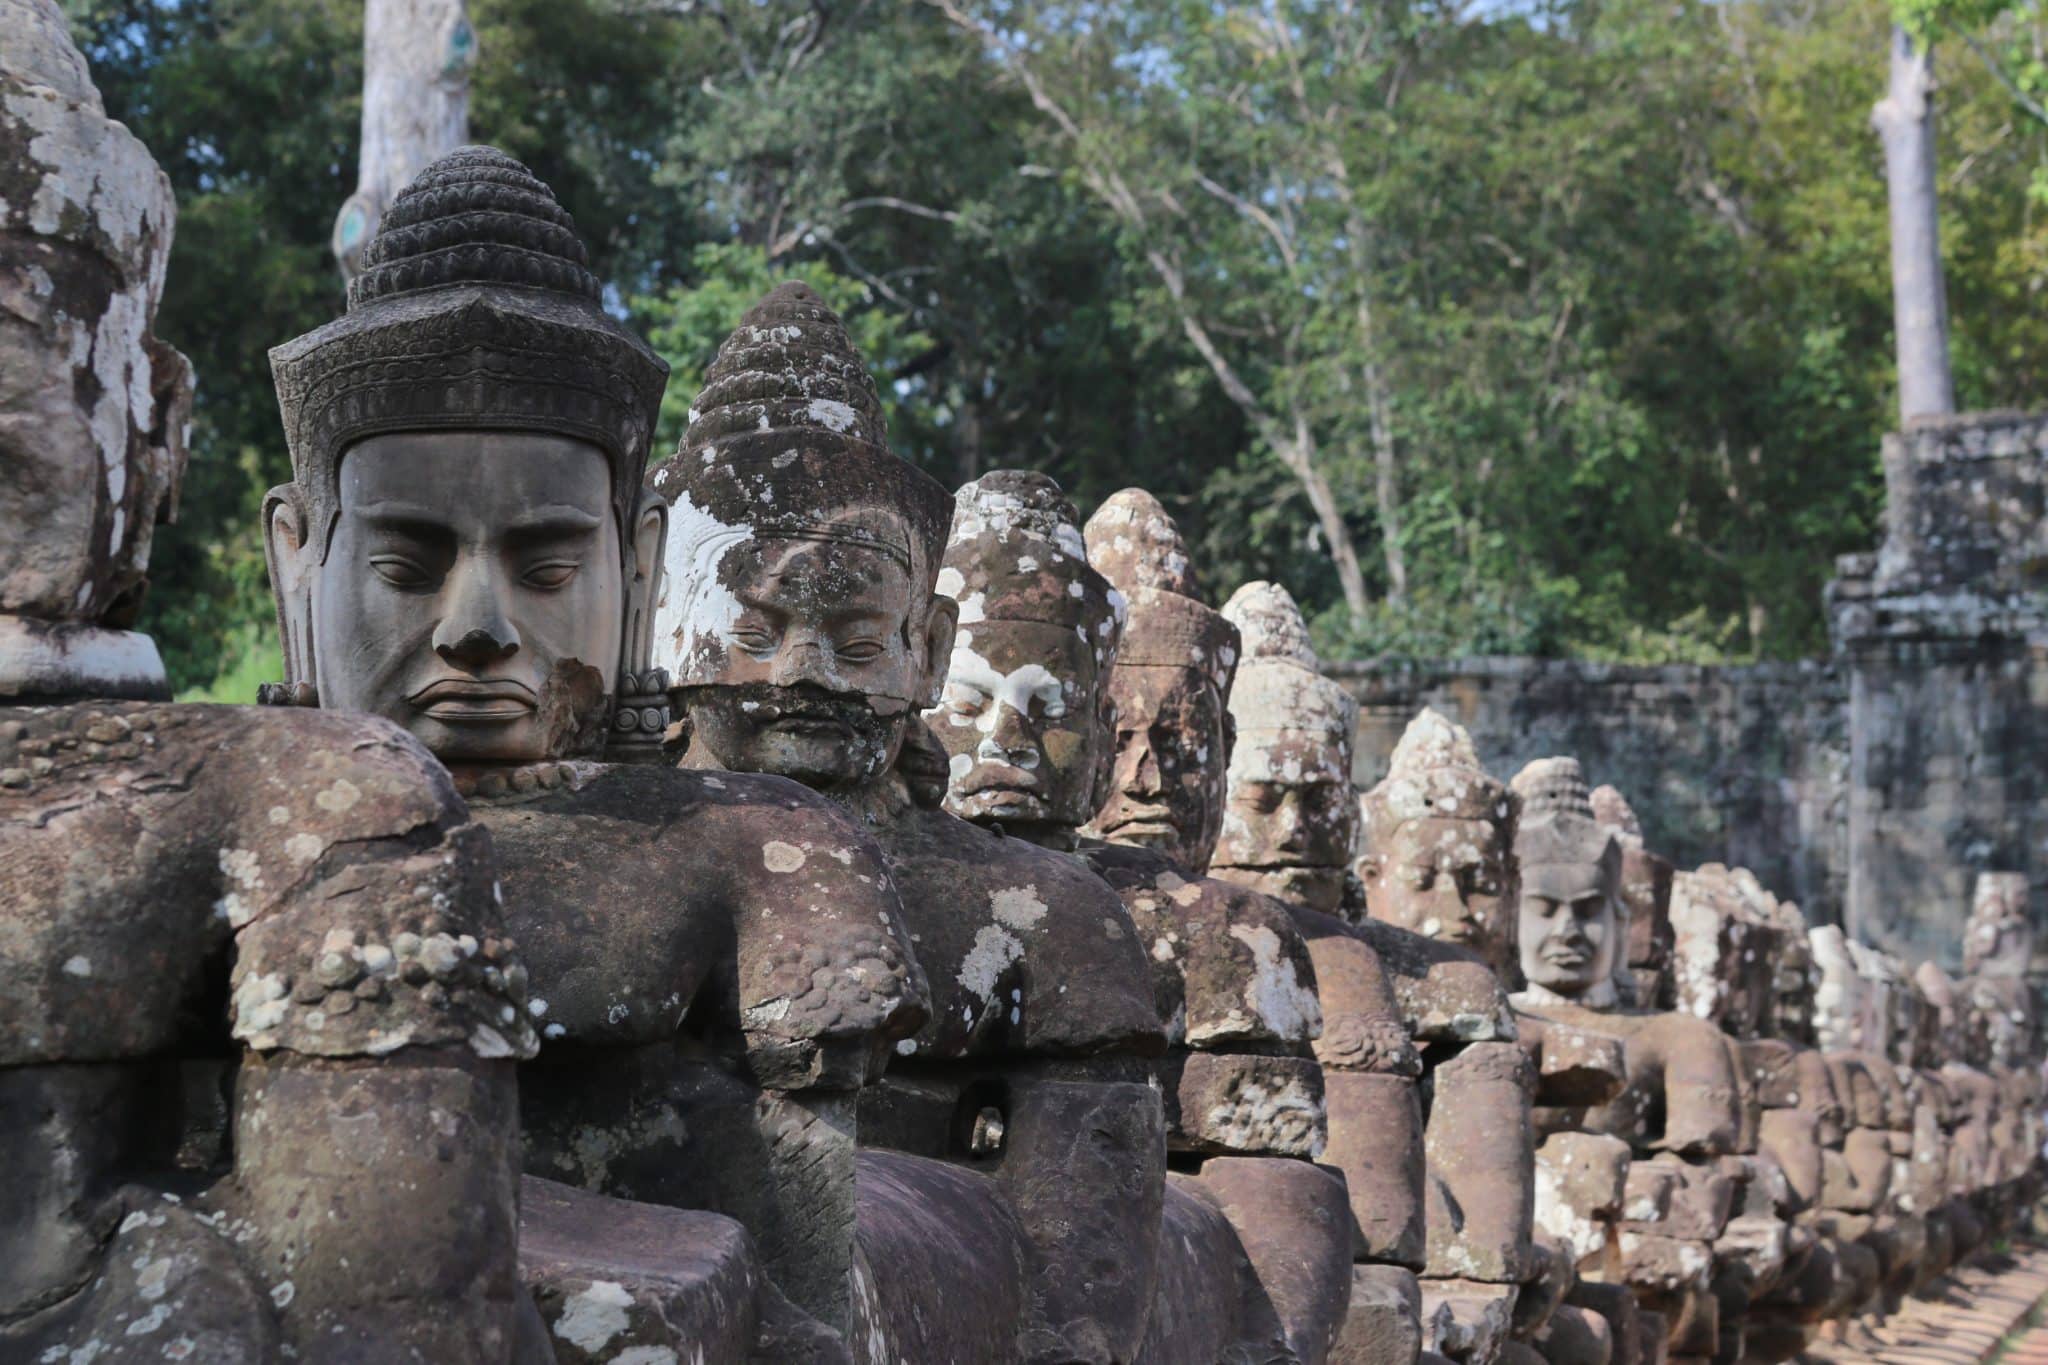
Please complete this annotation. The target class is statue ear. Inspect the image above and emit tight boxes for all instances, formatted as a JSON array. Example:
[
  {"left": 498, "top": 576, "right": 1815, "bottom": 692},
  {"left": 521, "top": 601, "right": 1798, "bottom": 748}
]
[
  {"left": 263, "top": 483, "right": 317, "bottom": 687},
  {"left": 622, "top": 490, "right": 669, "bottom": 678},
  {"left": 918, "top": 592, "right": 959, "bottom": 710}
]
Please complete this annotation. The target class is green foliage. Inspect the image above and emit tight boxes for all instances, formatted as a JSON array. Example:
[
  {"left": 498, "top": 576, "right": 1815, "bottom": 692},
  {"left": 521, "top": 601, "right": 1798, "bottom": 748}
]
[{"left": 66, "top": 0, "right": 2048, "bottom": 691}]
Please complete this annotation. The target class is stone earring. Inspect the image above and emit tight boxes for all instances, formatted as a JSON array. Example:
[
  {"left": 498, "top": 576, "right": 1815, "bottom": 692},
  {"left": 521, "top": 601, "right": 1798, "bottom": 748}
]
[
  {"left": 604, "top": 667, "right": 672, "bottom": 762},
  {"left": 256, "top": 681, "right": 320, "bottom": 707}
]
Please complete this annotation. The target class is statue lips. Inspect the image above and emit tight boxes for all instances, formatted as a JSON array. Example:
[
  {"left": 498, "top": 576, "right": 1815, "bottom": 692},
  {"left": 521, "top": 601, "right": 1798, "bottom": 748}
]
[
  {"left": 1102, "top": 807, "right": 1179, "bottom": 841},
  {"left": 958, "top": 764, "right": 1047, "bottom": 820},
  {"left": 407, "top": 676, "right": 538, "bottom": 722}
]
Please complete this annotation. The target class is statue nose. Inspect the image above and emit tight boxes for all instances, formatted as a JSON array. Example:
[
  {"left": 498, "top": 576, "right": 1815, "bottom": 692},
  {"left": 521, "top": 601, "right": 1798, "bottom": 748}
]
[{"left": 436, "top": 625, "right": 519, "bottom": 668}]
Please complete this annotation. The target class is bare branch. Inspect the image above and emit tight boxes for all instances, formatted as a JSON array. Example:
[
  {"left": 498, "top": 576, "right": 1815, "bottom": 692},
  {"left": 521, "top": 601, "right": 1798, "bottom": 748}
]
[
  {"left": 1964, "top": 31, "right": 2048, "bottom": 128},
  {"left": 1192, "top": 170, "right": 1299, "bottom": 274},
  {"left": 838, "top": 196, "right": 964, "bottom": 224}
]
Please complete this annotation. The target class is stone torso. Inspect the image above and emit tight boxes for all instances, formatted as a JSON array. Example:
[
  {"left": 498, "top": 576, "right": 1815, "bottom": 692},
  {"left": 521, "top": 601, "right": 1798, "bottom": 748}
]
[{"left": 877, "top": 800, "right": 1164, "bottom": 1062}]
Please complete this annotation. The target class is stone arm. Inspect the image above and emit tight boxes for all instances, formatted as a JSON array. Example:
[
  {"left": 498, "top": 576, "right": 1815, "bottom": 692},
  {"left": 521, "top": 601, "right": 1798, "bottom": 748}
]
[
  {"left": 693, "top": 785, "right": 930, "bottom": 1090},
  {"left": 214, "top": 711, "right": 537, "bottom": 1362},
  {"left": 1611, "top": 1012, "right": 1743, "bottom": 1158}
]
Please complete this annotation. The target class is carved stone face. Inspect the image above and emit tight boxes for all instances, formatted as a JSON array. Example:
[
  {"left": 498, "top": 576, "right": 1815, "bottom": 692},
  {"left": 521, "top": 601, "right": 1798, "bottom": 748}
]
[
  {"left": 929, "top": 619, "right": 1110, "bottom": 829},
  {"left": 1361, "top": 815, "right": 1514, "bottom": 961},
  {"left": 271, "top": 431, "right": 655, "bottom": 765},
  {"left": 1088, "top": 662, "right": 1229, "bottom": 868},
  {"left": 675, "top": 535, "right": 950, "bottom": 789},
  {"left": 1214, "top": 730, "right": 1355, "bottom": 874},
  {"left": 1519, "top": 860, "right": 1619, "bottom": 997}
]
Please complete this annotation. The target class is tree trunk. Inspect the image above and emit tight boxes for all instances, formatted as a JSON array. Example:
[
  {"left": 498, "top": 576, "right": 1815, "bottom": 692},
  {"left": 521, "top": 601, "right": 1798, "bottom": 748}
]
[
  {"left": 1872, "top": 25, "right": 1955, "bottom": 422},
  {"left": 1288, "top": 415, "right": 1372, "bottom": 621},
  {"left": 333, "top": 0, "right": 479, "bottom": 280}
]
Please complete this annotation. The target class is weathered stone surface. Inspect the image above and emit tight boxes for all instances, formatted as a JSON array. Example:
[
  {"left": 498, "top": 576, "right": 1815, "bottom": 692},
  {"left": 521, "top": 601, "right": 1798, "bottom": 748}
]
[
  {"left": 1533, "top": 1303, "right": 1612, "bottom": 1365},
  {"left": 1084, "top": 841, "right": 1322, "bottom": 1054},
  {"left": 995, "top": 1069, "right": 1166, "bottom": 1363},
  {"left": 851, "top": 1150, "right": 1030, "bottom": 1364},
  {"left": 1827, "top": 413, "right": 2048, "bottom": 969},
  {"left": 1420, "top": 1278, "right": 1518, "bottom": 1365},
  {"left": 520, "top": 1175, "right": 773, "bottom": 1364},
  {"left": 1424, "top": 1042, "right": 1535, "bottom": 1283},
  {"left": 1161, "top": 1049, "right": 1327, "bottom": 1157},
  {"left": 1135, "top": 1175, "right": 1282, "bottom": 1364},
  {"left": 1325, "top": 1069, "right": 1428, "bottom": 1265},
  {"left": 1330, "top": 1264, "right": 1424, "bottom": 1365},
  {"left": 1201, "top": 1156, "right": 1355, "bottom": 1363},
  {"left": 1533, "top": 1131, "right": 1630, "bottom": 1266}
]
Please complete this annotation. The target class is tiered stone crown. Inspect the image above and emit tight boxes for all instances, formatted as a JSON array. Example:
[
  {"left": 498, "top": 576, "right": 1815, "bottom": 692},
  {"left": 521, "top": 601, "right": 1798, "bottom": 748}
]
[{"left": 271, "top": 145, "right": 667, "bottom": 547}]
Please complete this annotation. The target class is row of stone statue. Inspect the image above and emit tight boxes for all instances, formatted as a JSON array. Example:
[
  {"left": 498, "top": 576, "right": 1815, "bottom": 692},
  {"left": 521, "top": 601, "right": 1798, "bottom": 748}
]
[{"left": 1, "top": 5, "right": 2040, "bottom": 1360}]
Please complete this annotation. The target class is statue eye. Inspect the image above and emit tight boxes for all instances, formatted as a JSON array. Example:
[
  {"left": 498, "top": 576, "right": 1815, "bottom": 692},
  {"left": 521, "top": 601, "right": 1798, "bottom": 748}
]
[
  {"left": 522, "top": 560, "right": 579, "bottom": 589},
  {"left": 369, "top": 555, "right": 432, "bottom": 589},
  {"left": 731, "top": 628, "right": 776, "bottom": 654},
  {"left": 837, "top": 639, "right": 885, "bottom": 663}
]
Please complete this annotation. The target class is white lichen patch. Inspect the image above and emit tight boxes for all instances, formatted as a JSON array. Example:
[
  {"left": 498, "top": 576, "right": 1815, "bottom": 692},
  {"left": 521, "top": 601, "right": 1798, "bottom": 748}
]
[
  {"left": 1226, "top": 922, "right": 1319, "bottom": 1040},
  {"left": 958, "top": 924, "right": 1024, "bottom": 1004},
  {"left": 553, "top": 1279, "right": 634, "bottom": 1352},
  {"left": 990, "top": 885, "right": 1048, "bottom": 933},
  {"left": 313, "top": 779, "right": 360, "bottom": 813},
  {"left": 650, "top": 492, "right": 752, "bottom": 683},
  {"left": 61, "top": 955, "right": 91, "bottom": 977},
  {"left": 762, "top": 841, "right": 807, "bottom": 873}
]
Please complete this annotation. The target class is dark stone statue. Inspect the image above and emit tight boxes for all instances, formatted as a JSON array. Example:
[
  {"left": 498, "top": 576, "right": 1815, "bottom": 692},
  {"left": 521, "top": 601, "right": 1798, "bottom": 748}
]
[
  {"left": 2, "top": 11, "right": 535, "bottom": 1360},
  {"left": 649, "top": 284, "right": 1166, "bottom": 1363},
  {"left": 265, "top": 147, "right": 928, "bottom": 1353}
]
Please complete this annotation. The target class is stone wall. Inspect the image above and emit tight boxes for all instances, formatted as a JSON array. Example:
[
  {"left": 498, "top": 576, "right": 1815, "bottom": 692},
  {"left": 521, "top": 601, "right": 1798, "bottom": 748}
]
[
  {"left": 1332, "top": 410, "right": 2046, "bottom": 973},
  {"left": 1332, "top": 657, "right": 1850, "bottom": 923}
]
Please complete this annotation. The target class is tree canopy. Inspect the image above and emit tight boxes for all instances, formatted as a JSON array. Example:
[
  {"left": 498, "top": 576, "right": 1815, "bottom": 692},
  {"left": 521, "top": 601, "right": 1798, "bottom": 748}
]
[{"left": 61, "top": 0, "right": 2048, "bottom": 696}]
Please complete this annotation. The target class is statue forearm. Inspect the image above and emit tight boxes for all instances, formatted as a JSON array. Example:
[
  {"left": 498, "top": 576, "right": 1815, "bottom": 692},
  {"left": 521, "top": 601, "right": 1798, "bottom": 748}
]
[{"left": 231, "top": 1048, "right": 526, "bottom": 1362}]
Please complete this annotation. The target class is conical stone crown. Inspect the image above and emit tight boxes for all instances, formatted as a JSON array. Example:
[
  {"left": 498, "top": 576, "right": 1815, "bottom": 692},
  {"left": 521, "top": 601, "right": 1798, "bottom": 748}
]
[
  {"left": 684, "top": 281, "right": 888, "bottom": 454},
  {"left": 350, "top": 145, "right": 598, "bottom": 307}
]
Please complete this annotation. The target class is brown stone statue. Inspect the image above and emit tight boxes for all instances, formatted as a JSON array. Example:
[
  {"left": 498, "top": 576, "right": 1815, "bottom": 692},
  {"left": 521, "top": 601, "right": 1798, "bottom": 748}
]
[
  {"left": 266, "top": 148, "right": 930, "bottom": 1353},
  {"left": 930, "top": 472, "right": 1349, "bottom": 1362},
  {"left": 648, "top": 286, "right": 1167, "bottom": 1363},
  {"left": 1209, "top": 581, "right": 1360, "bottom": 918},
  {"left": 1206, "top": 592, "right": 1537, "bottom": 1361},
  {"left": 1588, "top": 785, "right": 1675, "bottom": 1011},
  {"left": 2, "top": 12, "right": 536, "bottom": 1361},
  {"left": 1078, "top": 488, "right": 1238, "bottom": 871},
  {"left": 1357, "top": 707, "right": 1521, "bottom": 982},
  {"left": 1507, "top": 758, "right": 1762, "bottom": 1359}
]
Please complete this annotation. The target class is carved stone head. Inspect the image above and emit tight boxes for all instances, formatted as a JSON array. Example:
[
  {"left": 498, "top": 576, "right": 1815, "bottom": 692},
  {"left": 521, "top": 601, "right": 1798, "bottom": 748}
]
[
  {"left": 1807, "top": 925, "right": 1868, "bottom": 1053},
  {"left": 1358, "top": 707, "right": 1519, "bottom": 977},
  {"left": 1964, "top": 872, "right": 2032, "bottom": 979},
  {"left": 1079, "top": 489, "right": 1238, "bottom": 870},
  {"left": 927, "top": 470, "right": 1123, "bottom": 838},
  {"left": 1589, "top": 785, "right": 1674, "bottom": 1009},
  {"left": 648, "top": 283, "right": 957, "bottom": 792},
  {"left": 1210, "top": 581, "right": 1359, "bottom": 913},
  {"left": 1512, "top": 757, "right": 1624, "bottom": 1006},
  {"left": 265, "top": 147, "right": 669, "bottom": 766},
  {"left": 2, "top": 0, "right": 191, "bottom": 697}
]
